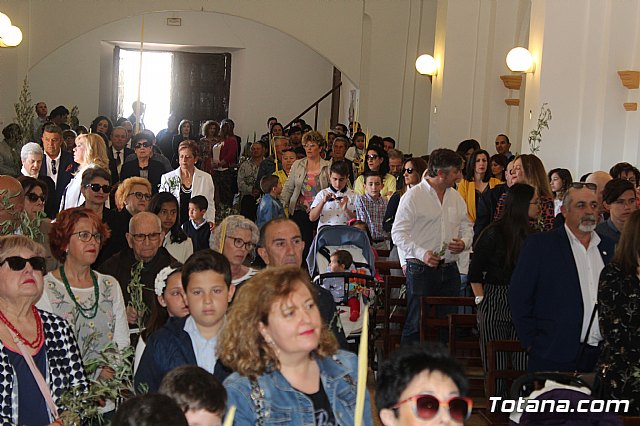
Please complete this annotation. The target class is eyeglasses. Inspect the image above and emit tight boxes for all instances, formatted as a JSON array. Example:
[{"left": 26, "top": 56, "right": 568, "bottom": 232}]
[
  {"left": 303, "top": 143, "right": 319, "bottom": 149},
  {"left": 135, "top": 142, "right": 152, "bottom": 149},
  {"left": 130, "top": 192, "right": 152, "bottom": 201},
  {"left": 72, "top": 231, "right": 102, "bottom": 243},
  {"left": 226, "top": 236, "right": 256, "bottom": 251},
  {"left": 393, "top": 394, "right": 472, "bottom": 423},
  {"left": 0, "top": 256, "right": 47, "bottom": 274},
  {"left": 26, "top": 192, "right": 47, "bottom": 203},
  {"left": 85, "top": 183, "right": 112, "bottom": 193},
  {"left": 366, "top": 154, "right": 380, "bottom": 160},
  {"left": 570, "top": 182, "right": 597, "bottom": 191},
  {"left": 403, "top": 167, "right": 415, "bottom": 175},
  {"left": 131, "top": 232, "right": 162, "bottom": 242}
]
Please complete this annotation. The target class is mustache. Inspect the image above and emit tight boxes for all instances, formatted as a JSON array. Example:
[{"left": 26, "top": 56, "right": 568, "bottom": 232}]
[{"left": 580, "top": 214, "right": 597, "bottom": 224}]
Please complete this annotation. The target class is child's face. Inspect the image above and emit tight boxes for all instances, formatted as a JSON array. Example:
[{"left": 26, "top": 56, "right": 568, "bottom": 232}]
[
  {"left": 354, "top": 136, "right": 365, "bottom": 149},
  {"left": 185, "top": 408, "right": 222, "bottom": 426},
  {"left": 329, "top": 255, "right": 346, "bottom": 272},
  {"left": 188, "top": 204, "right": 206, "bottom": 222},
  {"left": 272, "top": 181, "right": 283, "bottom": 197},
  {"left": 185, "top": 270, "right": 234, "bottom": 333},
  {"left": 365, "top": 176, "right": 382, "bottom": 198},
  {"left": 158, "top": 272, "right": 189, "bottom": 318},
  {"left": 330, "top": 172, "right": 348, "bottom": 191}
]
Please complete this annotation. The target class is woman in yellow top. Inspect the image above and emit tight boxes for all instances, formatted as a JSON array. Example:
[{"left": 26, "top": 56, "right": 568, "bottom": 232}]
[
  {"left": 457, "top": 149, "right": 502, "bottom": 222},
  {"left": 353, "top": 145, "right": 396, "bottom": 199},
  {"left": 272, "top": 147, "right": 297, "bottom": 217}
]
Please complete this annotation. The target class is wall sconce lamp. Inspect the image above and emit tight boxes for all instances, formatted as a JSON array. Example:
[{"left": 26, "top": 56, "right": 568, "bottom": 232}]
[
  {"left": 415, "top": 54, "right": 438, "bottom": 81},
  {"left": 506, "top": 47, "right": 535, "bottom": 73},
  {"left": 0, "top": 12, "right": 23, "bottom": 47}
]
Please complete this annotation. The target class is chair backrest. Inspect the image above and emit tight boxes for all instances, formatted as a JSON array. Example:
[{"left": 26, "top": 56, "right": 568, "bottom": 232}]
[
  {"left": 376, "top": 260, "right": 402, "bottom": 276},
  {"left": 420, "top": 296, "right": 476, "bottom": 342},
  {"left": 381, "top": 274, "right": 406, "bottom": 356},
  {"left": 486, "top": 340, "right": 526, "bottom": 398}
]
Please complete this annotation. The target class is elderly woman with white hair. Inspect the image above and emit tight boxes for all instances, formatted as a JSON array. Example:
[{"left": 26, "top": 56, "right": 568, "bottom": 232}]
[
  {"left": 21, "top": 142, "right": 57, "bottom": 219},
  {"left": 212, "top": 214, "right": 259, "bottom": 290}
]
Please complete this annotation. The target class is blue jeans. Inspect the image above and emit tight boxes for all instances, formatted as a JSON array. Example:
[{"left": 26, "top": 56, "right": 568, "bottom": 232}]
[{"left": 401, "top": 261, "right": 460, "bottom": 345}]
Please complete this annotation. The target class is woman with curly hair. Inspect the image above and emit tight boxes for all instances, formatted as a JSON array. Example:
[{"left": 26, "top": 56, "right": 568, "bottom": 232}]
[
  {"left": 37, "top": 208, "right": 128, "bottom": 418},
  {"left": 114, "top": 176, "right": 152, "bottom": 226},
  {"left": 61, "top": 133, "right": 110, "bottom": 210},
  {"left": 219, "top": 266, "right": 373, "bottom": 425}
]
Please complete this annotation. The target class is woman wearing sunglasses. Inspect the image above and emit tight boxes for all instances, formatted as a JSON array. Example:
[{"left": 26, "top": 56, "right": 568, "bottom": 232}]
[
  {"left": 61, "top": 133, "right": 110, "bottom": 210},
  {"left": 353, "top": 145, "right": 396, "bottom": 199},
  {"left": 0, "top": 235, "right": 88, "bottom": 425},
  {"left": 120, "top": 133, "right": 165, "bottom": 194},
  {"left": 383, "top": 157, "right": 428, "bottom": 255},
  {"left": 17, "top": 176, "right": 59, "bottom": 272},
  {"left": 376, "top": 343, "right": 472, "bottom": 425},
  {"left": 212, "top": 215, "right": 259, "bottom": 293},
  {"left": 38, "top": 208, "right": 129, "bottom": 416},
  {"left": 80, "top": 167, "right": 128, "bottom": 267},
  {"left": 219, "top": 266, "right": 373, "bottom": 425}
]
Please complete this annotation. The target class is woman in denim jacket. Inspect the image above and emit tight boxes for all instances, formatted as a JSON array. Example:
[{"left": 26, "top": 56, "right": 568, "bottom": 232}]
[{"left": 218, "top": 266, "right": 373, "bottom": 425}]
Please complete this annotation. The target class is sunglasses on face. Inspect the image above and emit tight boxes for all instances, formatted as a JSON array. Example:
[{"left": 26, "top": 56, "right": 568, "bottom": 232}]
[
  {"left": 135, "top": 142, "right": 152, "bottom": 149},
  {"left": 131, "top": 192, "right": 152, "bottom": 201},
  {"left": 366, "top": 154, "right": 379, "bottom": 160},
  {"left": 393, "top": 394, "right": 472, "bottom": 423},
  {"left": 570, "top": 182, "right": 597, "bottom": 191},
  {"left": 0, "top": 256, "right": 47, "bottom": 274},
  {"left": 403, "top": 167, "right": 415, "bottom": 175},
  {"left": 26, "top": 192, "right": 46, "bottom": 203},
  {"left": 85, "top": 183, "right": 112, "bottom": 193}
]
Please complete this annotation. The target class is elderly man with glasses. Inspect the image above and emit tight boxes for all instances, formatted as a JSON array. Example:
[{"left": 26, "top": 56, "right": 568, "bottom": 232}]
[{"left": 97, "top": 211, "right": 178, "bottom": 329}]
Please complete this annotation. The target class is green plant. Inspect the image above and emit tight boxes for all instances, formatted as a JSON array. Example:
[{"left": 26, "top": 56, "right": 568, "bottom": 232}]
[
  {"left": 127, "top": 260, "right": 148, "bottom": 332},
  {"left": 0, "top": 189, "right": 20, "bottom": 234},
  {"left": 68, "top": 105, "right": 80, "bottom": 129},
  {"left": 14, "top": 75, "right": 34, "bottom": 146},
  {"left": 528, "top": 103, "right": 552, "bottom": 154}
]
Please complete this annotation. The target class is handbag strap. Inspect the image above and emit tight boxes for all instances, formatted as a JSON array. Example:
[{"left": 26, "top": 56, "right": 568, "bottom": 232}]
[
  {"left": 7, "top": 328, "right": 59, "bottom": 420},
  {"left": 576, "top": 303, "right": 598, "bottom": 371},
  {"left": 250, "top": 379, "right": 265, "bottom": 426}
]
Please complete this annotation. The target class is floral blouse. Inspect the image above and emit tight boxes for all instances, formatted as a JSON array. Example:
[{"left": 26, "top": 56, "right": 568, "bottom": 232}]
[
  {"left": 38, "top": 271, "right": 130, "bottom": 369},
  {"left": 597, "top": 262, "right": 640, "bottom": 415}
]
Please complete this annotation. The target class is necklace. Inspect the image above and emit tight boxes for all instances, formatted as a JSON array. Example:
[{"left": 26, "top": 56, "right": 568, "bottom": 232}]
[
  {"left": 0, "top": 305, "right": 44, "bottom": 349},
  {"left": 59, "top": 265, "right": 100, "bottom": 319}
]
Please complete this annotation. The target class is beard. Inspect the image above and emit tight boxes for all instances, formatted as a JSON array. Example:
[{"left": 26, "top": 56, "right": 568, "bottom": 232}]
[{"left": 578, "top": 214, "right": 597, "bottom": 232}]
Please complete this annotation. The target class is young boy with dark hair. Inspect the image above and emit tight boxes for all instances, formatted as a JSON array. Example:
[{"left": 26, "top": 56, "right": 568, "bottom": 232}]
[
  {"left": 135, "top": 250, "right": 234, "bottom": 392},
  {"left": 256, "top": 174, "right": 284, "bottom": 229},
  {"left": 354, "top": 171, "right": 389, "bottom": 250},
  {"left": 182, "top": 195, "right": 211, "bottom": 251},
  {"left": 309, "top": 160, "right": 356, "bottom": 228},
  {"left": 112, "top": 394, "right": 188, "bottom": 426},
  {"left": 159, "top": 365, "right": 227, "bottom": 426}
]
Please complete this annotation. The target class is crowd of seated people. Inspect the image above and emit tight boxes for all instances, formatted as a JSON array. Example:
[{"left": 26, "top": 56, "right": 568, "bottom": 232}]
[{"left": 1, "top": 102, "right": 640, "bottom": 424}]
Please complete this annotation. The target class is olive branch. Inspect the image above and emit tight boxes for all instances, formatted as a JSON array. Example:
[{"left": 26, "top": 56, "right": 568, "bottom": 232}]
[
  {"left": 127, "top": 260, "right": 148, "bottom": 333},
  {"left": 528, "top": 103, "right": 552, "bottom": 154}
]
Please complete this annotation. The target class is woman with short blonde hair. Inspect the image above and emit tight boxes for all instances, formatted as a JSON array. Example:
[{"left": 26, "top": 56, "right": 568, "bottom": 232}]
[{"left": 61, "top": 133, "right": 110, "bottom": 210}]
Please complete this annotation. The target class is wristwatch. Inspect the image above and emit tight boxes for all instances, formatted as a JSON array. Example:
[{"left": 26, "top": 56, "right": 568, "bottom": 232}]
[{"left": 474, "top": 296, "right": 484, "bottom": 305}]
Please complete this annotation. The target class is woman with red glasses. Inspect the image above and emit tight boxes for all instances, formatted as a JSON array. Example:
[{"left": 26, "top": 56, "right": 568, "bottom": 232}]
[
  {"left": 376, "top": 343, "right": 472, "bottom": 425},
  {"left": 0, "top": 235, "right": 88, "bottom": 425}
]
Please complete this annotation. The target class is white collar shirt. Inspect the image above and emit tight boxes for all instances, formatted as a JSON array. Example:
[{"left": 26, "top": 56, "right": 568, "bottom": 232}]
[
  {"left": 564, "top": 224, "right": 604, "bottom": 345},
  {"left": 46, "top": 151, "right": 62, "bottom": 185},
  {"left": 184, "top": 316, "right": 219, "bottom": 374},
  {"left": 391, "top": 178, "right": 473, "bottom": 264}
]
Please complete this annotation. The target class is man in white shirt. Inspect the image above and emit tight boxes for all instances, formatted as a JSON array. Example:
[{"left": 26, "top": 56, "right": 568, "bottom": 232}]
[
  {"left": 391, "top": 148, "right": 473, "bottom": 344},
  {"left": 509, "top": 184, "right": 615, "bottom": 372}
]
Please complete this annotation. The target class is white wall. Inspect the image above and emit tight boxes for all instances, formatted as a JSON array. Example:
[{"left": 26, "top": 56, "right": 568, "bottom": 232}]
[
  {"left": 26, "top": 10, "right": 333, "bottom": 139},
  {"left": 524, "top": 0, "right": 640, "bottom": 177}
]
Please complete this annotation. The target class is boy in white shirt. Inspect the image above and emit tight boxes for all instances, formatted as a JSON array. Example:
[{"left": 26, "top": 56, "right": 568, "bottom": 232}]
[{"left": 309, "top": 160, "right": 356, "bottom": 228}]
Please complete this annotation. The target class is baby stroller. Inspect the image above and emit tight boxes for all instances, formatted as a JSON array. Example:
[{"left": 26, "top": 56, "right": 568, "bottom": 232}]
[{"left": 306, "top": 225, "right": 379, "bottom": 347}]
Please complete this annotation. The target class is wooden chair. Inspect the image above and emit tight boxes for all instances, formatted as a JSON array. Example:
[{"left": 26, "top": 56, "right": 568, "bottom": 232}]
[
  {"left": 419, "top": 296, "right": 476, "bottom": 343},
  {"left": 375, "top": 260, "right": 402, "bottom": 277},
  {"left": 485, "top": 340, "right": 526, "bottom": 398},
  {"left": 377, "top": 274, "right": 406, "bottom": 359},
  {"left": 448, "top": 314, "right": 485, "bottom": 405},
  {"left": 376, "top": 249, "right": 391, "bottom": 258}
]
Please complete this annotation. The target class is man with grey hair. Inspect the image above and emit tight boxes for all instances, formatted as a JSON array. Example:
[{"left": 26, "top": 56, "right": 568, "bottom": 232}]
[
  {"left": 108, "top": 126, "right": 133, "bottom": 182},
  {"left": 98, "top": 211, "right": 177, "bottom": 326},
  {"left": 20, "top": 142, "right": 57, "bottom": 218},
  {"left": 509, "top": 184, "right": 615, "bottom": 372}
]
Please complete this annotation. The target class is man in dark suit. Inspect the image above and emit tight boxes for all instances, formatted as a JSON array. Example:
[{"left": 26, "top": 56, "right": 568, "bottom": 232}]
[
  {"left": 509, "top": 184, "right": 615, "bottom": 373},
  {"left": 38, "top": 123, "right": 77, "bottom": 216},
  {"left": 108, "top": 126, "right": 133, "bottom": 182}
]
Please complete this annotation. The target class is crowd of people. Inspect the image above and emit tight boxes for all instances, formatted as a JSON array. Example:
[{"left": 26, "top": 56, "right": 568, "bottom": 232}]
[{"left": 0, "top": 100, "right": 639, "bottom": 424}]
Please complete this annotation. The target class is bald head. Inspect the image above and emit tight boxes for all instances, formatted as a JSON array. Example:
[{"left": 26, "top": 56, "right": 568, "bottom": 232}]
[
  {"left": 129, "top": 211, "right": 161, "bottom": 234},
  {"left": 586, "top": 171, "right": 612, "bottom": 215},
  {"left": 127, "top": 211, "right": 163, "bottom": 262},
  {"left": 0, "top": 175, "right": 24, "bottom": 233}
]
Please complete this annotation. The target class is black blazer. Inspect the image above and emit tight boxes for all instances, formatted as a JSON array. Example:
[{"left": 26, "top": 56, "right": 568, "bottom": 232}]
[
  {"left": 119, "top": 158, "right": 165, "bottom": 193},
  {"left": 39, "top": 150, "right": 77, "bottom": 214},
  {"left": 40, "top": 175, "right": 58, "bottom": 219},
  {"left": 108, "top": 147, "right": 134, "bottom": 183},
  {"left": 509, "top": 226, "right": 615, "bottom": 372}
]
